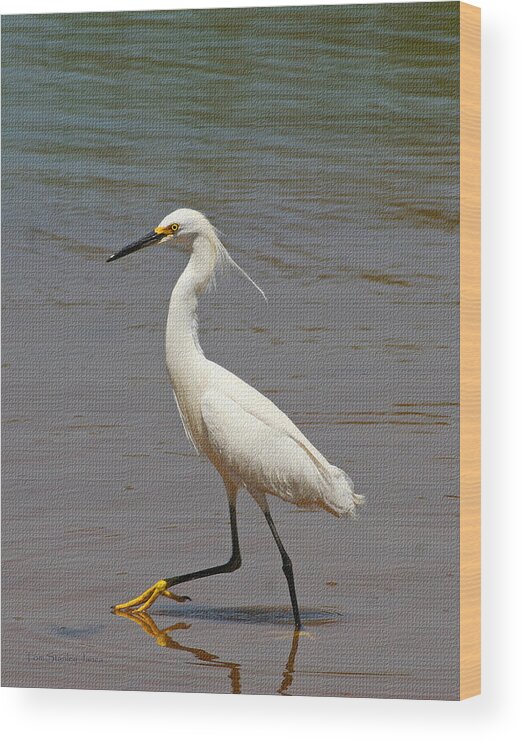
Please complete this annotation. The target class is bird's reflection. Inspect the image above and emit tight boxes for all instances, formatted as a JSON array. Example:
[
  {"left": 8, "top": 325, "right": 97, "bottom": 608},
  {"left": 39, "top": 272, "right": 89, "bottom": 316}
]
[
  {"left": 113, "top": 608, "right": 302, "bottom": 695},
  {"left": 278, "top": 628, "right": 300, "bottom": 695}
]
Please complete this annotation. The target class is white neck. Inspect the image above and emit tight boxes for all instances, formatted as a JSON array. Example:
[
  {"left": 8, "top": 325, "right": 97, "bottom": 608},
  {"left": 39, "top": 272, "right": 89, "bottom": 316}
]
[{"left": 165, "top": 233, "right": 217, "bottom": 386}]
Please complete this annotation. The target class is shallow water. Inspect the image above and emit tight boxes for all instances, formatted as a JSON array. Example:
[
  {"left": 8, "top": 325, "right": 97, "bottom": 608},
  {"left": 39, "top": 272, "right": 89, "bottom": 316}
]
[{"left": 2, "top": 4, "right": 460, "bottom": 699}]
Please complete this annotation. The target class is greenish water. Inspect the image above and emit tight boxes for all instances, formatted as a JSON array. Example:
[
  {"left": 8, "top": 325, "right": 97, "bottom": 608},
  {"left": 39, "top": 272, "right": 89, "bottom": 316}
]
[{"left": 2, "top": 3, "right": 460, "bottom": 699}]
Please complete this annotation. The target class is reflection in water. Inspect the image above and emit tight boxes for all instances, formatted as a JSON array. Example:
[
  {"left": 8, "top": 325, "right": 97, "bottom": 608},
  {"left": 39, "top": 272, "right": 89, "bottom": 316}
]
[
  {"left": 278, "top": 629, "right": 300, "bottom": 696},
  {"left": 113, "top": 609, "right": 302, "bottom": 695}
]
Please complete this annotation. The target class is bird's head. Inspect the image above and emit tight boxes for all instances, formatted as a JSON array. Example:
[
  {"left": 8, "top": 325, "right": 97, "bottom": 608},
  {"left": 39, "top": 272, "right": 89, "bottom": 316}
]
[
  {"left": 106, "top": 208, "right": 215, "bottom": 262},
  {"left": 106, "top": 207, "right": 266, "bottom": 301}
]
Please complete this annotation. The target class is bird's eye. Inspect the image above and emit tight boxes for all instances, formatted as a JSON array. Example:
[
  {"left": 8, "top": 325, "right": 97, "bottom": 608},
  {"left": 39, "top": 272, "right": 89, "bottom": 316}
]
[{"left": 171, "top": 223, "right": 179, "bottom": 232}]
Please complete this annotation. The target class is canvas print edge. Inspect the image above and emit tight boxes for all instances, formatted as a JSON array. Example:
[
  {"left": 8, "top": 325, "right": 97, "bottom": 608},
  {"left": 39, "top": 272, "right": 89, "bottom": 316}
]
[{"left": 459, "top": 1, "right": 481, "bottom": 701}]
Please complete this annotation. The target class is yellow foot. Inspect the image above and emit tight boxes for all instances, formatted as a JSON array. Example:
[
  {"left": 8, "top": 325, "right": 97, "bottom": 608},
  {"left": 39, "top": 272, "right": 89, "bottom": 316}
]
[{"left": 112, "top": 579, "right": 191, "bottom": 612}]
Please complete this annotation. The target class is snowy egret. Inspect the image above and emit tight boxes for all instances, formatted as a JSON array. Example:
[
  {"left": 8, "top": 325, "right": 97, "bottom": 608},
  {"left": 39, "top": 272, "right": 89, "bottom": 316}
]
[{"left": 108, "top": 208, "right": 363, "bottom": 628}]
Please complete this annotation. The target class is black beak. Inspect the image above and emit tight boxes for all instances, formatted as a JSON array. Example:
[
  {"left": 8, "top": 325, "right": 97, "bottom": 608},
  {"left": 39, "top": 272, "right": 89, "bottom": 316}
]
[{"left": 106, "top": 230, "right": 164, "bottom": 262}]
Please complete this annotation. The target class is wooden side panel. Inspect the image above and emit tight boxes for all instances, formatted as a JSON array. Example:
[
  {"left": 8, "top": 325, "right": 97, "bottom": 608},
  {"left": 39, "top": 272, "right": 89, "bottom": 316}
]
[{"left": 460, "top": 1, "right": 481, "bottom": 700}]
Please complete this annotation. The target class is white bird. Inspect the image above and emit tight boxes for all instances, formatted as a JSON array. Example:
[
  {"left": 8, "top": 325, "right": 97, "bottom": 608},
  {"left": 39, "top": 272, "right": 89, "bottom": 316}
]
[{"left": 108, "top": 208, "right": 363, "bottom": 628}]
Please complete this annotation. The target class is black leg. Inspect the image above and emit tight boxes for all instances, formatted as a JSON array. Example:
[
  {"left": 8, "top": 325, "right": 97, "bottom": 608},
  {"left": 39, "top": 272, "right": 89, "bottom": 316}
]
[
  {"left": 165, "top": 498, "right": 241, "bottom": 588},
  {"left": 263, "top": 508, "right": 302, "bottom": 630}
]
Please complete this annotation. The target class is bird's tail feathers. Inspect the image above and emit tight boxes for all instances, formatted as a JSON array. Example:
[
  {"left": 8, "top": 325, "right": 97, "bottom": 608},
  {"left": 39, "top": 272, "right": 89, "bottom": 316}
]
[{"left": 321, "top": 465, "right": 365, "bottom": 518}]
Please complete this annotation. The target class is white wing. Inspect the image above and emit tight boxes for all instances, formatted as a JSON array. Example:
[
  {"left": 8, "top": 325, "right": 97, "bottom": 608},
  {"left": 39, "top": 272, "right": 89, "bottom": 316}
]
[{"left": 201, "top": 368, "right": 362, "bottom": 516}]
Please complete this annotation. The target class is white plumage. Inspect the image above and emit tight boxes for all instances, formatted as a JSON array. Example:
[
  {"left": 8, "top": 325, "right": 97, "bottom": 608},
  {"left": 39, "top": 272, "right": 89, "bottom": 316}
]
[
  {"left": 201, "top": 369, "right": 362, "bottom": 517},
  {"left": 109, "top": 207, "right": 363, "bottom": 625},
  {"left": 157, "top": 208, "right": 362, "bottom": 516}
]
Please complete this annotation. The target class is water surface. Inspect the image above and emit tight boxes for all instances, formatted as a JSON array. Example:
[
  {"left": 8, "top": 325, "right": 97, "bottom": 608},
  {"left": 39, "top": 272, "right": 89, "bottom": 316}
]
[{"left": 2, "top": 3, "right": 460, "bottom": 699}]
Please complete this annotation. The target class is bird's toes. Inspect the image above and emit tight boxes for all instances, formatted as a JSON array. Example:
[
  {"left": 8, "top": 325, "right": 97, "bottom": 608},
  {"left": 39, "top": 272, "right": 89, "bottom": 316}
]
[{"left": 163, "top": 589, "right": 192, "bottom": 603}]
